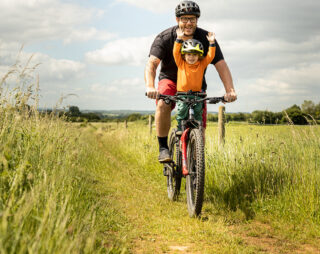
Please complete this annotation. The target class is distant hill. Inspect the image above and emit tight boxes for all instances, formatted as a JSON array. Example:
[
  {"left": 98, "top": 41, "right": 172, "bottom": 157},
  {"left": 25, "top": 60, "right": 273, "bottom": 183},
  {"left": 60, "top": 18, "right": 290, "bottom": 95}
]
[
  {"left": 81, "top": 109, "right": 155, "bottom": 118},
  {"left": 81, "top": 109, "right": 222, "bottom": 117},
  {"left": 38, "top": 108, "right": 222, "bottom": 117}
]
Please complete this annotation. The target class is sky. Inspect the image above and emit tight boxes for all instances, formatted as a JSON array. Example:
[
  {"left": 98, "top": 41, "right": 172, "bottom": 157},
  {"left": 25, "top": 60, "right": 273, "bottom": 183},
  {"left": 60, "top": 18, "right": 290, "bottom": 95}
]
[{"left": 0, "top": 0, "right": 319, "bottom": 113}]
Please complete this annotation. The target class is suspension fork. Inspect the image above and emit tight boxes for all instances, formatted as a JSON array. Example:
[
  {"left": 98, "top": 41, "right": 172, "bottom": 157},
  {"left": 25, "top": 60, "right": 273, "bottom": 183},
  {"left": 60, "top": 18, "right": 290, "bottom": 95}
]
[{"left": 181, "top": 128, "right": 190, "bottom": 176}]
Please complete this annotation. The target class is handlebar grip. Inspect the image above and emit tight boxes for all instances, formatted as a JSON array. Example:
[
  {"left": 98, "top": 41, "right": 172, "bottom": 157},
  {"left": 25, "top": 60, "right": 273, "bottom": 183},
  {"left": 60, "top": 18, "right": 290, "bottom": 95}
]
[{"left": 208, "top": 96, "right": 226, "bottom": 104}]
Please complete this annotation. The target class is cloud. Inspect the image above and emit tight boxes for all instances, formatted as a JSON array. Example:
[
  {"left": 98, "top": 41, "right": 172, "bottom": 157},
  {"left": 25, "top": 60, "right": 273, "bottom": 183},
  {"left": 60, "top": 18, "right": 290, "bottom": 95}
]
[
  {"left": 265, "top": 63, "right": 320, "bottom": 92},
  {"left": 85, "top": 35, "right": 155, "bottom": 66},
  {"left": 0, "top": 40, "right": 85, "bottom": 88},
  {"left": 90, "top": 78, "right": 144, "bottom": 95},
  {"left": 35, "top": 55, "right": 85, "bottom": 82},
  {"left": 61, "top": 77, "right": 147, "bottom": 110},
  {"left": 116, "top": 0, "right": 320, "bottom": 42},
  {"left": 228, "top": 63, "right": 320, "bottom": 111},
  {"left": 202, "top": 1, "right": 320, "bottom": 43},
  {"left": 63, "top": 27, "right": 116, "bottom": 44},
  {"left": 116, "top": 0, "right": 175, "bottom": 13},
  {"left": 0, "top": 0, "right": 115, "bottom": 44},
  {"left": 219, "top": 35, "right": 320, "bottom": 76}
]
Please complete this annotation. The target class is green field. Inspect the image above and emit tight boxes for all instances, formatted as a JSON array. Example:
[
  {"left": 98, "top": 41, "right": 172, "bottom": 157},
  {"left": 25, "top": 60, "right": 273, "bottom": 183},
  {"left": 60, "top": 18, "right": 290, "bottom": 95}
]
[{"left": 1, "top": 81, "right": 320, "bottom": 253}]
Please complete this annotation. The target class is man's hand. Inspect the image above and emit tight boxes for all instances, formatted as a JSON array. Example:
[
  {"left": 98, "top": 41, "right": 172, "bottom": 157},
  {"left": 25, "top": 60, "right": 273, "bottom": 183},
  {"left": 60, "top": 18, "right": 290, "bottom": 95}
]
[
  {"left": 176, "top": 28, "right": 184, "bottom": 39},
  {"left": 206, "top": 32, "right": 215, "bottom": 44},
  {"left": 224, "top": 89, "right": 237, "bottom": 103},
  {"left": 146, "top": 87, "right": 158, "bottom": 99}
]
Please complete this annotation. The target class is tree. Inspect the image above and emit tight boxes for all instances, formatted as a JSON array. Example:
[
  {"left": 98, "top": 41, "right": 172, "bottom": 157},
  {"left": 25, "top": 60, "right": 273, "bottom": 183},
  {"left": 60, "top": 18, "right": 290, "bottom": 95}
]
[
  {"left": 81, "top": 113, "right": 101, "bottom": 122},
  {"left": 315, "top": 103, "right": 320, "bottom": 119},
  {"left": 207, "top": 113, "right": 218, "bottom": 122},
  {"left": 251, "top": 110, "right": 269, "bottom": 124},
  {"left": 127, "top": 113, "right": 142, "bottom": 121},
  {"left": 283, "top": 104, "right": 308, "bottom": 125},
  {"left": 231, "top": 112, "right": 247, "bottom": 121},
  {"left": 68, "top": 106, "right": 81, "bottom": 117},
  {"left": 301, "top": 100, "right": 316, "bottom": 116}
]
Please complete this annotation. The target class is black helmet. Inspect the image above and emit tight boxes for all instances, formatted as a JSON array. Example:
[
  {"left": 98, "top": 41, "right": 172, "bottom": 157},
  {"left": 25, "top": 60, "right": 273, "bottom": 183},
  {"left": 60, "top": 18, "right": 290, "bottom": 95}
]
[
  {"left": 181, "top": 39, "right": 204, "bottom": 56},
  {"left": 175, "top": 1, "right": 200, "bottom": 18}
]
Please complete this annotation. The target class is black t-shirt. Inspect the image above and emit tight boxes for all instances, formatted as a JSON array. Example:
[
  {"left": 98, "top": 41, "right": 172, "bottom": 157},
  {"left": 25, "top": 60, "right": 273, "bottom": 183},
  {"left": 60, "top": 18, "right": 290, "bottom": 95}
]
[{"left": 149, "top": 26, "right": 224, "bottom": 91}]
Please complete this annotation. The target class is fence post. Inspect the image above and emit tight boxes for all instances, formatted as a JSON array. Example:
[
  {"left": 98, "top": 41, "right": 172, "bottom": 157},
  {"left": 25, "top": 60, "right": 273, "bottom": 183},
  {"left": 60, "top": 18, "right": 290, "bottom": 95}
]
[
  {"left": 218, "top": 106, "right": 225, "bottom": 146},
  {"left": 149, "top": 115, "right": 152, "bottom": 135},
  {"left": 125, "top": 120, "right": 128, "bottom": 129}
]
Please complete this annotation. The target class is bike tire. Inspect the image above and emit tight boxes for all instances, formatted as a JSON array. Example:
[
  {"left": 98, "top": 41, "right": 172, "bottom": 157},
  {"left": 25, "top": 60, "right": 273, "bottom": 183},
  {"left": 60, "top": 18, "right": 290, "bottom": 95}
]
[
  {"left": 166, "top": 129, "right": 182, "bottom": 201},
  {"left": 185, "top": 128, "right": 205, "bottom": 217}
]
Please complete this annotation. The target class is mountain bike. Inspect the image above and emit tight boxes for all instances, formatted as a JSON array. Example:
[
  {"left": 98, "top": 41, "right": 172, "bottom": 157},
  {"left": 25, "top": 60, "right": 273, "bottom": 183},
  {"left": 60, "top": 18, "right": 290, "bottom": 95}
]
[{"left": 160, "top": 91, "right": 225, "bottom": 217}]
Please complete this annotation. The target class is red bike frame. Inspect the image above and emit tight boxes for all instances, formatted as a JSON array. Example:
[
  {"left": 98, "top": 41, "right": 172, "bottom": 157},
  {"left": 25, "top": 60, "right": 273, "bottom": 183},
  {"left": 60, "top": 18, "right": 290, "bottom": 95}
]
[{"left": 181, "top": 128, "right": 190, "bottom": 176}]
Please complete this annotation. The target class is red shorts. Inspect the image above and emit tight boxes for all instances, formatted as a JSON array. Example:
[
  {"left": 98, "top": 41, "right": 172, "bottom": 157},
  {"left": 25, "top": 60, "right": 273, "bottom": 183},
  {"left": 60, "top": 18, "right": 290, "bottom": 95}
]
[{"left": 157, "top": 79, "right": 207, "bottom": 128}]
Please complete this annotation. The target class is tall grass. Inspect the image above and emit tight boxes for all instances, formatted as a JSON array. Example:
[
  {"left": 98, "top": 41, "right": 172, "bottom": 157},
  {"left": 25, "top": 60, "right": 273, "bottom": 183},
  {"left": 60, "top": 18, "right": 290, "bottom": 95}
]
[
  {"left": 205, "top": 123, "right": 320, "bottom": 227},
  {"left": 0, "top": 61, "right": 125, "bottom": 253},
  {"left": 98, "top": 120, "right": 320, "bottom": 239}
]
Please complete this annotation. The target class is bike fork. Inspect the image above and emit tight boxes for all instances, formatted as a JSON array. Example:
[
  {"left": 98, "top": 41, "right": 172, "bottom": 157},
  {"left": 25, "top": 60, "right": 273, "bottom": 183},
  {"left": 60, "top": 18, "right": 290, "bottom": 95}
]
[{"left": 181, "top": 128, "right": 190, "bottom": 176}]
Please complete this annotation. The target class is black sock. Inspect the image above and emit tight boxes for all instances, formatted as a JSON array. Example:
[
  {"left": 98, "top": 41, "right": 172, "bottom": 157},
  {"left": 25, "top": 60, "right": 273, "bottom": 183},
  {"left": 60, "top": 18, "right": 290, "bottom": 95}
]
[{"left": 158, "top": 136, "right": 168, "bottom": 152}]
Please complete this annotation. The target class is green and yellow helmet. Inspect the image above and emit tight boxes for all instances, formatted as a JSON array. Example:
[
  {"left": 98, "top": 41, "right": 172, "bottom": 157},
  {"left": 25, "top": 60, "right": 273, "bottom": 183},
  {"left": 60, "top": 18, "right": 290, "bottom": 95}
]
[{"left": 181, "top": 39, "right": 204, "bottom": 56}]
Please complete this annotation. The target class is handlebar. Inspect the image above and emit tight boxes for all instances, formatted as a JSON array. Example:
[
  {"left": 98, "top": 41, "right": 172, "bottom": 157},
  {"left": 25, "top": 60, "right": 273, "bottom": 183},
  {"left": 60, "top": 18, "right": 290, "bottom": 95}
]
[{"left": 152, "top": 93, "right": 226, "bottom": 105}]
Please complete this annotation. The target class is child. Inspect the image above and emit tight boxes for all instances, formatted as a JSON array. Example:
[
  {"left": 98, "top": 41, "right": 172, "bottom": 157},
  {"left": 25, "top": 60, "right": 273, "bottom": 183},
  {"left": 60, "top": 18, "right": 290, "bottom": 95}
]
[{"left": 173, "top": 28, "right": 216, "bottom": 130}]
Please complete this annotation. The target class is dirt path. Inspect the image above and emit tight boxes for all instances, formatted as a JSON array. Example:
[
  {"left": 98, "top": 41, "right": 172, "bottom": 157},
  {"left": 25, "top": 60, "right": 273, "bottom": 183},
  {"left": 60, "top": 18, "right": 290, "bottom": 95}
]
[{"left": 95, "top": 130, "right": 319, "bottom": 254}]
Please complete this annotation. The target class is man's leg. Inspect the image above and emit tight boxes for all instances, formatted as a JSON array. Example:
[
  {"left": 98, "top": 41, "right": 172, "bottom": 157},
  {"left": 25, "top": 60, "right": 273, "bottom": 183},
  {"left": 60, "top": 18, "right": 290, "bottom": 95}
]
[
  {"left": 156, "top": 100, "right": 172, "bottom": 137},
  {"left": 156, "top": 79, "right": 176, "bottom": 163},
  {"left": 156, "top": 100, "right": 172, "bottom": 162}
]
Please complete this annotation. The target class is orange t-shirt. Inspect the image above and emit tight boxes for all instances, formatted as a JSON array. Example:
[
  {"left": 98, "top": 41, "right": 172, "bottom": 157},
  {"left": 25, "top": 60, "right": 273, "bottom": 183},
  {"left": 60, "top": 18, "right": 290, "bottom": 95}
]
[{"left": 173, "top": 41, "right": 216, "bottom": 92}]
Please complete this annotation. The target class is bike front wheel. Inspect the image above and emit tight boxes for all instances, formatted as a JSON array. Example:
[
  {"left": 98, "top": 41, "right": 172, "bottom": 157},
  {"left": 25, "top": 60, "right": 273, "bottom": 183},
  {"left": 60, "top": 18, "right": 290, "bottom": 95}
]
[
  {"left": 186, "top": 128, "right": 205, "bottom": 217},
  {"left": 166, "top": 129, "right": 182, "bottom": 201}
]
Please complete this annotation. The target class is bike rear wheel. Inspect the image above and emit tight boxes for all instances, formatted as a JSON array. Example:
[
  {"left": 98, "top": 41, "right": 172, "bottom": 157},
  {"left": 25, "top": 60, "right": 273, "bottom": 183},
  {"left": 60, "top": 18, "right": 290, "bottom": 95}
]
[
  {"left": 166, "top": 129, "right": 182, "bottom": 201},
  {"left": 186, "top": 128, "right": 205, "bottom": 217}
]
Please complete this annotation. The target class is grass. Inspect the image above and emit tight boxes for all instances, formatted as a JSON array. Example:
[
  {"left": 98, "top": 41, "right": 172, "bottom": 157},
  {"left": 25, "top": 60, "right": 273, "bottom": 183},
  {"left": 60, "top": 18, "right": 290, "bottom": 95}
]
[
  {"left": 0, "top": 66, "right": 128, "bottom": 253},
  {"left": 205, "top": 123, "right": 320, "bottom": 226},
  {"left": 1, "top": 60, "right": 320, "bottom": 252},
  {"left": 91, "top": 120, "right": 320, "bottom": 252}
]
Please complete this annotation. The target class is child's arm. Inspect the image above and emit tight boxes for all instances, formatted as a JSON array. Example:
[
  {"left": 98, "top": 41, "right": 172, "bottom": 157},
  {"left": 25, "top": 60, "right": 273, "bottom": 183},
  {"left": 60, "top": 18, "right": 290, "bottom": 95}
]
[
  {"left": 173, "top": 28, "right": 184, "bottom": 67},
  {"left": 202, "top": 32, "right": 216, "bottom": 66}
]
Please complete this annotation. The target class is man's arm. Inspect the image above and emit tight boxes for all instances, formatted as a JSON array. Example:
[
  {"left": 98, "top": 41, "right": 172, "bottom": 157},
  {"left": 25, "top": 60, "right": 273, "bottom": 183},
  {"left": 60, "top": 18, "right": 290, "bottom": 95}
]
[
  {"left": 215, "top": 60, "right": 237, "bottom": 102},
  {"left": 145, "top": 55, "right": 161, "bottom": 99}
]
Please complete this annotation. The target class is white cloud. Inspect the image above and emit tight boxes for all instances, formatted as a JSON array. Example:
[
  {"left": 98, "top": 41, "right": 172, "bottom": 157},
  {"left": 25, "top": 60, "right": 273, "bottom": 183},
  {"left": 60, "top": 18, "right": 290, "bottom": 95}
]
[
  {"left": 35, "top": 55, "right": 85, "bottom": 82},
  {"left": 90, "top": 78, "right": 144, "bottom": 94},
  {"left": 116, "top": 0, "right": 175, "bottom": 13},
  {"left": 0, "top": 0, "right": 114, "bottom": 43},
  {"left": 0, "top": 40, "right": 85, "bottom": 86},
  {"left": 85, "top": 35, "right": 155, "bottom": 66},
  {"left": 63, "top": 28, "right": 116, "bottom": 44},
  {"left": 117, "top": 0, "right": 320, "bottom": 42},
  {"left": 232, "top": 63, "right": 320, "bottom": 111}
]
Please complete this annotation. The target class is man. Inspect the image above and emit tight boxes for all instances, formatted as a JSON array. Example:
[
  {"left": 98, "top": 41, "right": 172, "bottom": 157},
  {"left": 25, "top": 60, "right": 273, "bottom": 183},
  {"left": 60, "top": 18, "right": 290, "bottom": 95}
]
[{"left": 145, "top": 1, "right": 237, "bottom": 162}]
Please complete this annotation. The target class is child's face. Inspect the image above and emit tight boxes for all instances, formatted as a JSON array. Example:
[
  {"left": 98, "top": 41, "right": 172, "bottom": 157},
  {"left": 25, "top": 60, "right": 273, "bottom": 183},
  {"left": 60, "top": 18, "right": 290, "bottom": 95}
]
[{"left": 185, "top": 53, "right": 199, "bottom": 64}]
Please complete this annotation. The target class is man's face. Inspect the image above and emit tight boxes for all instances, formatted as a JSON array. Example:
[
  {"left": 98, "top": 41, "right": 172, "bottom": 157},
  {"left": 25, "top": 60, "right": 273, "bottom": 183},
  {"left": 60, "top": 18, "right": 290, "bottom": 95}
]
[{"left": 176, "top": 15, "right": 197, "bottom": 37}]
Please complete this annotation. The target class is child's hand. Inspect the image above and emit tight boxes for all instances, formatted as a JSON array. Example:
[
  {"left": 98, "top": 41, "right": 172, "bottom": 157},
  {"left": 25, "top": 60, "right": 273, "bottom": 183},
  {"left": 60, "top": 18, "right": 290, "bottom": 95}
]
[
  {"left": 176, "top": 28, "right": 184, "bottom": 39},
  {"left": 206, "top": 32, "right": 215, "bottom": 43}
]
